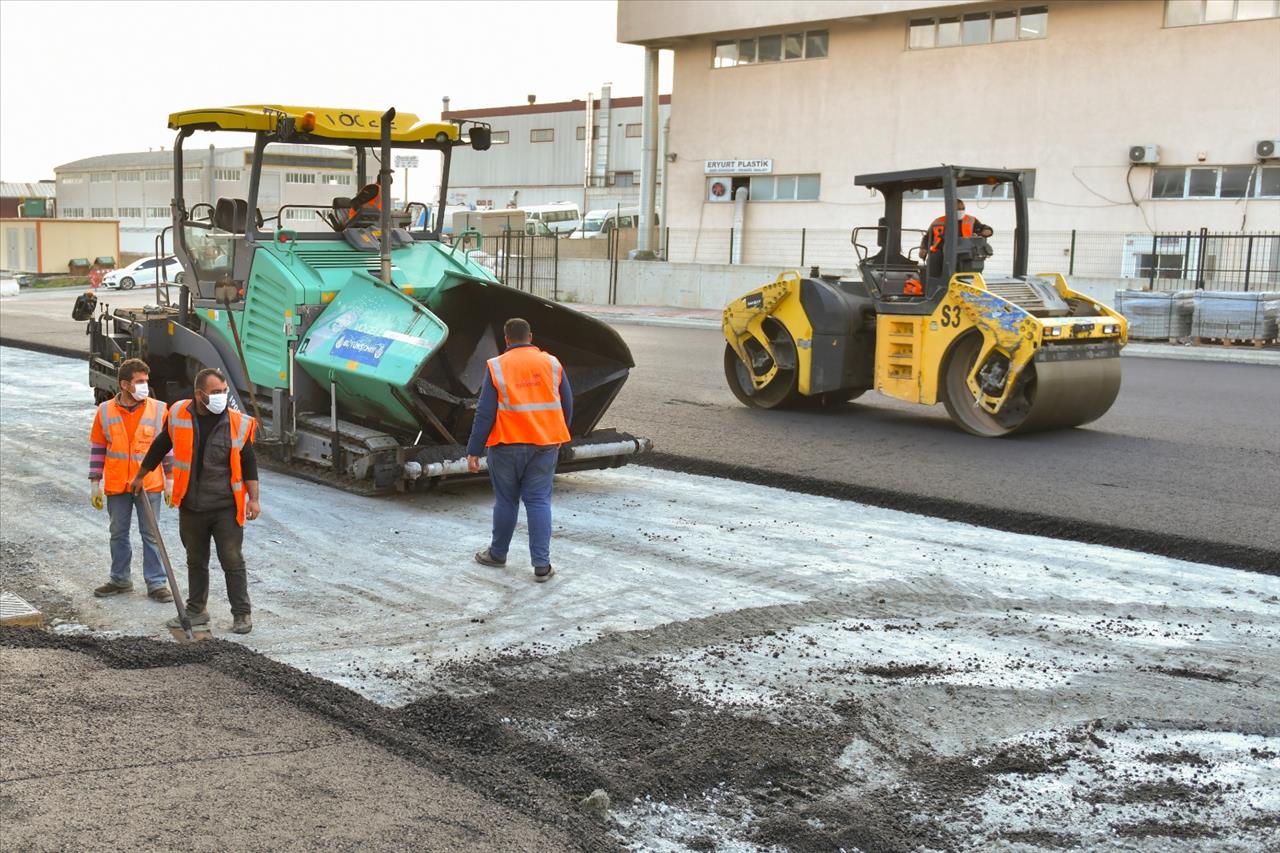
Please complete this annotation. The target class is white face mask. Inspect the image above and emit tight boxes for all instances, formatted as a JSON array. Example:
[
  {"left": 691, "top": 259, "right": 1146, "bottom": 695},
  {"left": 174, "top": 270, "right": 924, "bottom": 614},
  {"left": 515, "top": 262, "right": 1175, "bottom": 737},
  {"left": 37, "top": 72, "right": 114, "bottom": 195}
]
[
  {"left": 205, "top": 392, "right": 228, "bottom": 414},
  {"left": 130, "top": 382, "right": 149, "bottom": 401}
]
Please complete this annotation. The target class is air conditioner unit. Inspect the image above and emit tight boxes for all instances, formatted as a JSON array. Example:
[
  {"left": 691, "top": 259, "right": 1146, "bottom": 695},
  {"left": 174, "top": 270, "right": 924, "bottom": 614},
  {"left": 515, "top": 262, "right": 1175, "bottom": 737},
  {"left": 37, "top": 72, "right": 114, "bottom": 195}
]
[
  {"left": 1257, "top": 139, "right": 1280, "bottom": 160},
  {"left": 1128, "top": 144, "right": 1160, "bottom": 165}
]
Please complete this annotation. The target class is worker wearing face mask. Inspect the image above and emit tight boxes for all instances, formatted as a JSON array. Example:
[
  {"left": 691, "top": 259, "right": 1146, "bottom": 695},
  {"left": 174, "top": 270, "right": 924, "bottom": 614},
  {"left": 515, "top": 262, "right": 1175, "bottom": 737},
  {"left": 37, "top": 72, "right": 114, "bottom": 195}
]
[
  {"left": 131, "top": 367, "right": 260, "bottom": 634},
  {"left": 90, "top": 358, "right": 175, "bottom": 601}
]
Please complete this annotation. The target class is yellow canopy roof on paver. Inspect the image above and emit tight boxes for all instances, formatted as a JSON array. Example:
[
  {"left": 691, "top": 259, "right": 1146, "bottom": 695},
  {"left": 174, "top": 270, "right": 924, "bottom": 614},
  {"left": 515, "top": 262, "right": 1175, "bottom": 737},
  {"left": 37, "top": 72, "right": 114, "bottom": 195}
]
[{"left": 167, "top": 105, "right": 459, "bottom": 144}]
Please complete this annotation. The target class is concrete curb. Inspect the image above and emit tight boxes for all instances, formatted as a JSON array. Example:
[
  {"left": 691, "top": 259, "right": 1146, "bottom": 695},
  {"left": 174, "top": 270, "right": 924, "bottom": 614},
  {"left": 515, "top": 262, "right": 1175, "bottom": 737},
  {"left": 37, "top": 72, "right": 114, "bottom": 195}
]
[{"left": 581, "top": 311, "right": 1280, "bottom": 366}]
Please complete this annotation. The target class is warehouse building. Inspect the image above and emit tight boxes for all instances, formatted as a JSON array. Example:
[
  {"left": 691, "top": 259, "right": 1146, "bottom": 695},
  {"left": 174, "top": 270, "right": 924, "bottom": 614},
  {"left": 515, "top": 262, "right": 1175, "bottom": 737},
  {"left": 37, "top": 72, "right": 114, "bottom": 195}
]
[
  {"left": 442, "top": 87, "right": 672, "bottom": 215},
  {"left": 54, "top": 145, "right": 358, "bottom": 253},
  {"left": 618, "top": 0, "right": 1280, "bottom": 258}
]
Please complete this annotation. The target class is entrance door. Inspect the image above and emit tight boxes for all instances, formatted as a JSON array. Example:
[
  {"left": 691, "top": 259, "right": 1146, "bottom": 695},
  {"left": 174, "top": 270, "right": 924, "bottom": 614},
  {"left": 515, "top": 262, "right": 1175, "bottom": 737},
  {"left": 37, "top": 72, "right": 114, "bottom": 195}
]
[
  {"left": 5, "top": 228, "right": 17, "bottom": 269},
  {"left": 24, "top": 226, "right": 38, "bottom": 271}
]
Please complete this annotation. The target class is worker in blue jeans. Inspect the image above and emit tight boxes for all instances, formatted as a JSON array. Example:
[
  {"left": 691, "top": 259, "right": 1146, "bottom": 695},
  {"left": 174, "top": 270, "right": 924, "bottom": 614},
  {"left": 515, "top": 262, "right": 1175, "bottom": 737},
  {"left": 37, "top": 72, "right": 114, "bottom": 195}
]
[{"left": 466, "top": 318, "right": 573, "bottom": 582}]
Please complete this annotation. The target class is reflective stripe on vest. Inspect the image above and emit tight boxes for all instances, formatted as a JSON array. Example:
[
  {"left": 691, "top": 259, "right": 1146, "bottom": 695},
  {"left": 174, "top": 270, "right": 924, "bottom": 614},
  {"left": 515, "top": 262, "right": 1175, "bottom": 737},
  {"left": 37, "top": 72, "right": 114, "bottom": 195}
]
[
  {"left": 928, "top": 214, "right": 976, "bottom": 254},
  {"left": 485, "top": 346, "right": 572, "bottom": 447}
]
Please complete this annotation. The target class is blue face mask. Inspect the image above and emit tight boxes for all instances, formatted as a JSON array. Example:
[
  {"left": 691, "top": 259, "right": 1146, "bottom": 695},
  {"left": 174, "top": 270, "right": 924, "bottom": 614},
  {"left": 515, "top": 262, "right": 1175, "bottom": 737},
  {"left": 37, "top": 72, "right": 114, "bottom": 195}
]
[{"left": 205, "top": 392, "right": 228, "bottom": 414}]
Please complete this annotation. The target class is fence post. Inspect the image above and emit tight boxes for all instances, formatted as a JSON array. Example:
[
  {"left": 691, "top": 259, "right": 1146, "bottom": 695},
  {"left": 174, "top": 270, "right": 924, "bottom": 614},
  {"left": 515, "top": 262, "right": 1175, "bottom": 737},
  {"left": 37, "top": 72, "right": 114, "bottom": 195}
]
[
  {"left": 1243, "top": 234, "right": 1254, "bottom": 292},
  {"left": 728, "top": 227, "right": 734, "bottom": 265},
  {"left": 664, "top": 226, "right": 669, "bottom": 261},
  {"left": 1068, "top": 229, "right": 1076, "bottom": 276},
  {"left": 800, "top": 228, "right": 807, "bottom": 268},
  {"left": 1181, "top": 231, "right": 1192, "bottom": 281},
  {"left": 1148, "top": 234, "right": 1157, "bottom": 289},
  {"left": 553, "top": 232, "right": 559, "bottom": 301},
  {"left": 1196, "top": 226, "right": 1207, "bottom": 290}
]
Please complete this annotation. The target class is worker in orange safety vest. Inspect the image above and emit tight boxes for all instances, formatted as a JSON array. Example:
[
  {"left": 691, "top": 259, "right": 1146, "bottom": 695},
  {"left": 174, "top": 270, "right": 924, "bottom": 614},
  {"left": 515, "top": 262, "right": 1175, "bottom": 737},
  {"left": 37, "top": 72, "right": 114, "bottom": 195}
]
[
  {"left": 89, "top": 358, "right": 175, "bottom": 602},
  {"left": 466, "top": 317, "right": 572, "bottom": 582},
  {"left": 131, "top": 367, "right": 260, "bottom": 634}
]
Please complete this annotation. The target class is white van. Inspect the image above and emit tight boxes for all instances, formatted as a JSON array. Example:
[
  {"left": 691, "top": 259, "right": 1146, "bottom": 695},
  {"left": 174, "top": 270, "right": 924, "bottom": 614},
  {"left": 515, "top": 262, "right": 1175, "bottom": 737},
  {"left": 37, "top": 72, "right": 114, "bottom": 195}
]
[
  {"left": 569, "top": 207, "right": 656, "bottom": 239},
  {"left": 525, "top": 202, "right": 581, "bottom": 235}
]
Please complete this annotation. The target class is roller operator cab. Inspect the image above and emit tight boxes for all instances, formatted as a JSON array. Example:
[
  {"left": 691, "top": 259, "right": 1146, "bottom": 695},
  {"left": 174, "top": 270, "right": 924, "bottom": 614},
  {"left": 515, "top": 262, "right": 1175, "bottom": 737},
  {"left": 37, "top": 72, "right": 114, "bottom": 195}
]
[
  {"left": 80, "top": 105, "right": 649, "bottom": 492},
  {"left": 722, "top": 166, "right": 1127, "bottom": 436}
]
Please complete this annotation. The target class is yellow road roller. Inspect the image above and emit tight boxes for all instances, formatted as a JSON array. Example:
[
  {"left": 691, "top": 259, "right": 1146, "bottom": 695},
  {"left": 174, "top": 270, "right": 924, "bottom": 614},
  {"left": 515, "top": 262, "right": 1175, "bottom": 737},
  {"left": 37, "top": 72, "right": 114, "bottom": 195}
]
[{"left": 722, "top": 166, "right": 1127, "bottom": 436}]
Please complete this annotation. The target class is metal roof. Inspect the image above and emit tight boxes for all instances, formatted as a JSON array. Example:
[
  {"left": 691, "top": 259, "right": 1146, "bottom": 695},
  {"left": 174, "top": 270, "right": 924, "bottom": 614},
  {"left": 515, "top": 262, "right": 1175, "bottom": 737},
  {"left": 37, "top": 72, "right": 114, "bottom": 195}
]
[
  {"left": 0, "top": 181, "right": 57, "bottom": 198},
  {"left": 855, "top": 165, "right": 1023, "bottom": 192},
  {"left": 54, "top": 144, "right": 355, "bottom": 173}
]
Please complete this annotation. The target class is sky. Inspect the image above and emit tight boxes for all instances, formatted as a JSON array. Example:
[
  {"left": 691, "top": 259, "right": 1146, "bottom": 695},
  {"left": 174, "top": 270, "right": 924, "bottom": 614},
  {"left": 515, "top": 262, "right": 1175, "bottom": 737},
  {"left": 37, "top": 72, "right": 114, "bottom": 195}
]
[{"left": 0, "top": 0, "right": 671, "bottom": 182}]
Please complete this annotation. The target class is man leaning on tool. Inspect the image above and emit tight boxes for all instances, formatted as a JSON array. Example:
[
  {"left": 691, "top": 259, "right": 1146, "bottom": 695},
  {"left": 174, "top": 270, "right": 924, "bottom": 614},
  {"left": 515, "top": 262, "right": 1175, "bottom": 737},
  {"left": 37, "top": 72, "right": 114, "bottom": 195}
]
[
  {"left": 467, "top": 317, "right": 572, "bottom": 582},
  {"left": 131, "top": 368, "right": 260, "bottom": 634},
  {"left": 89, "top": 358, "right": 175, "bottom": 602}
]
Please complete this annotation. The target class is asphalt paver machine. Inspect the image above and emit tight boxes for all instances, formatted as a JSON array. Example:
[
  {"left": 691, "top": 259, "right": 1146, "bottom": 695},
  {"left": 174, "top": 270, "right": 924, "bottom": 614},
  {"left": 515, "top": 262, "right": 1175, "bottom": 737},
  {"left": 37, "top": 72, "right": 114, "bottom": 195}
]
[
  {"left": 722, "top": 166, "right": 1126, "bottom": 436},
  {"left": 80, "top": 105, "right": 648, "bottom": 490}
]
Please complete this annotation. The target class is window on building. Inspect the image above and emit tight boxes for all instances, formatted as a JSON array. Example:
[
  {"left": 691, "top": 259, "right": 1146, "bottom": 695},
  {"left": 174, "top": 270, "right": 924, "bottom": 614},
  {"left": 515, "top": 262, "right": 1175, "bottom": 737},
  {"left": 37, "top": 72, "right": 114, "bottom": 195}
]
[
  {"left": 117, "top": 171, "right": 141, "bottom": 182},
  {"left": 530, "top": 128, "right": 554, "bottom": 143},
  {"left": 613, "top": 171, "right": 635, "bottom": 188},
  {"left": 90, "top": 172, "right": 112, "bottom": 183},
  {"left": 1166, "top": 0, "right": 1278, "bottom": 24},
  {"left": 1151, "top": 165, "right": 1279, "bottom": 198},
  {"left": 145, "top": 170, "right": 170, "bottom": 182},
  {"left": 745, "top": 173, "right": 821, "bottom": 201},
  {"left": 758, "top": 34, "right": 783, "bottom": 62},
  {"left": 62, "top": 208, "right": 84, "bottom": 218},
  {"left": 90, "top": 207, "right": 114, "bottom": 217},
  {"left": 117, "top": 207, "right": 142, "bottom": 218},
  {"left": 322, "top": 173, "right": 351, "bottom": 185},
  {"left": 286, "top": 208, "right": 320, "bottom": 221},
  {"left": 909, "top": 7, "right": 1048, "bottom": 48},
  {"left": 625, "top": 123, "right": 642, "bottom": 138},
  {"left": 490, "top": 130, "right": 510, "bottom": 144},
  {"left": 576, "top": 125, "right": 600, "bottom": 141},
  {"left": 147, "top": 207, "right": 170, "bottom": 219},
  {"left": 59, "top": 174, "right": 86, "bottom": 184},
  {"left": 285, "top": 172, "right": 317, "bottom": 184},
  {"left": 714, "top": 29, "right": 827, "bottom": 67},
  {"left": 904, "top": 170, "right": 1037, "bottom": 200},
  {"left": 214, "top": 168, "right": 241, "bottom": 182},
  {"left": 183, "top": 168, "right": 200, "bottom": 181}
]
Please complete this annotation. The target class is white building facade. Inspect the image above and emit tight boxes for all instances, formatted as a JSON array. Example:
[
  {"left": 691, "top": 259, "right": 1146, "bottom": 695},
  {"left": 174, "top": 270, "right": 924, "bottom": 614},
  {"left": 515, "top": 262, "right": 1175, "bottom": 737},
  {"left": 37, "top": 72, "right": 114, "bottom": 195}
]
[
  {"left": 55, "top": 146, "right": 357, "bottom": 254},
  {"left": 442, "top": 88, "right": 672, "bottom": 215},
  {"left": 618, "top": 0, "right": 1280, "bottom": 258}
]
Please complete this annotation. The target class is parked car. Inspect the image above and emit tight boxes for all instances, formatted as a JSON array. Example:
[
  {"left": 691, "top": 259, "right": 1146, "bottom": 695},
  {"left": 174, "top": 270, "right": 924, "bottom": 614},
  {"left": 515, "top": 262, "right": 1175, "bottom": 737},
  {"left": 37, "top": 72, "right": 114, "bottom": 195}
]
[{"left": 101, "top": 256, "right": 184, "bottom": 290}]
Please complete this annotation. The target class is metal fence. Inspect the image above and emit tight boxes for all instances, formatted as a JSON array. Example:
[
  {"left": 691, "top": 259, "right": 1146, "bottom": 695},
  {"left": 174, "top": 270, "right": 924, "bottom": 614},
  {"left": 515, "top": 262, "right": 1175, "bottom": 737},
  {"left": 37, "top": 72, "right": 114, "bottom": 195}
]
[
  {"left": 660, "top": 227, "right": 1280, "bottom": 292},
  {"left": 453, "top": 231, "right": 560, "bottom": 301},
  {"left": 448, "top": 227, "right": 1280, "bottom": 304}
]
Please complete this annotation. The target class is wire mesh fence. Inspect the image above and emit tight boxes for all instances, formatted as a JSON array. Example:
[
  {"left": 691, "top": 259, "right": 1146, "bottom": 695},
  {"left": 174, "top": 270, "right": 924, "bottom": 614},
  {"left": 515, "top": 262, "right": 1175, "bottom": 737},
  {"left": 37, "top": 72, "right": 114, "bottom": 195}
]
[{"left": 661, "top": 227, "right": 1280, "bottom": 291}]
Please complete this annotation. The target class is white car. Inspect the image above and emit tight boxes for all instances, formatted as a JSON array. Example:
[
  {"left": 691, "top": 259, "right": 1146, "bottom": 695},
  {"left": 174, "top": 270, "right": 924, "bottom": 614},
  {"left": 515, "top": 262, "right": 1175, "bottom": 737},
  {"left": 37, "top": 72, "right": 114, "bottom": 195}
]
[{"left": 102, "top": 256, "right": 185, "bottom": 290}]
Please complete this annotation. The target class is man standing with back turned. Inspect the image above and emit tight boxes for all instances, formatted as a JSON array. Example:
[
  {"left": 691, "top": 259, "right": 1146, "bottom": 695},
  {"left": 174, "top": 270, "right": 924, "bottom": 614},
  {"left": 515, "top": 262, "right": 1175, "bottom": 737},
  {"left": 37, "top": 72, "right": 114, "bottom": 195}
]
[
  {"left": 467, "top": 318, "right": 572, "bottom": 582},
  {"left": 131, "top": 368, "right": 260, "bottom": 633}
]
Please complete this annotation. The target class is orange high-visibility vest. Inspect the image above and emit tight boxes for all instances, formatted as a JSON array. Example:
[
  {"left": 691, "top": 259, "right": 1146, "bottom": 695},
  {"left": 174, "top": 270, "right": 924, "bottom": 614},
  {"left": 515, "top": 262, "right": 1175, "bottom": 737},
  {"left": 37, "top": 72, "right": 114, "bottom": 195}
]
[
  {"left": 928, "top": 214, "right": 976, "bottom": 254},
  {"left": 349, "top": 184, "right": 383, "bottom": 221},
  {"left": 485, "top": 346, "right": 571, "bottom": 448},
  {"left": 98, "top": 397, "right": 167, "bottom": 495},
  {"left": 167, "top": 400, "right": 257, "bottom": 526}
]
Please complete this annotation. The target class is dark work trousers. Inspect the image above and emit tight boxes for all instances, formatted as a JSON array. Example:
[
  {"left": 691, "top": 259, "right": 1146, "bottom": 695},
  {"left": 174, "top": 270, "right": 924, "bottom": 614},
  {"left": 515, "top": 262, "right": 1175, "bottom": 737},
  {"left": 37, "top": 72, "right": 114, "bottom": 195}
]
[{"left": 178, "top": 506, "right": 251, "bottom": 616}]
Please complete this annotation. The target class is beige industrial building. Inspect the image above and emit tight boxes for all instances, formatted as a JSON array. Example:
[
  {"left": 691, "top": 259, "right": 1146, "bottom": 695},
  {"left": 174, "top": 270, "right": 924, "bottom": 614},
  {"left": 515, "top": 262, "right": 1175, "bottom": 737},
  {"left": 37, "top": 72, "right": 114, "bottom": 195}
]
[
  {"left": 54, "top": 145, "right": 358, "bottom": 254},
  {"left": 0, "top": 218, "right": 118, "bottom": 274},
  {"left": 443, "top": 88, "right": 672, "bottom": 213},
  {"left": 618, "top": 0, "right": 1280, "bottom": 250}
]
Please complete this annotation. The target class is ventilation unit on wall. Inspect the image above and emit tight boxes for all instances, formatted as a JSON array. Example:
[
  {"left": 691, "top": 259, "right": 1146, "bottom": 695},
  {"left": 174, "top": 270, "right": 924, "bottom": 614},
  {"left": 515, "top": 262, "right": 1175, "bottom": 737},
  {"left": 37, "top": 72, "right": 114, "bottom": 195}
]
[
  {"left": 1128, "top": 144, "right": 1160, "bottom": 165},
  {"left": 1256, "top": 139, "right": 1279, "bottom": 160}
]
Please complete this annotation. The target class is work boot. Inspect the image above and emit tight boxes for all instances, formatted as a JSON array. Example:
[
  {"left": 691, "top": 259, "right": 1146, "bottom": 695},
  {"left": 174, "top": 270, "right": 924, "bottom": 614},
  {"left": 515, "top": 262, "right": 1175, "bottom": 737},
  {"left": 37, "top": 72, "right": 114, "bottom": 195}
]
[
  {"left": 147, "top": 586, "right": 174, "bottom": 603},
  {"left": 474, "top": 548, "right": 506, "bottom": 568},
  {"left": 534, "top": 565, "right": 555, "bottom": 583},
  {"left": 231, "top": 614, "right": 253, "bottom": 635},
  {"left": 165, "top": 610, "right": 210, "bottom": 629},
  {"left": 94, "top": 580, "right": 133, "bottom": 597}
]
